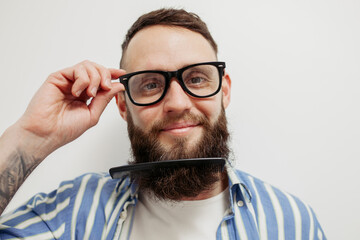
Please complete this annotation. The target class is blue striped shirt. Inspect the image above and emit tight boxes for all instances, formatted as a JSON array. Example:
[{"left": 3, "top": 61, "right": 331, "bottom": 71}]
[{"left": 0, "top": 163, "right": 326, "bottom": 239}]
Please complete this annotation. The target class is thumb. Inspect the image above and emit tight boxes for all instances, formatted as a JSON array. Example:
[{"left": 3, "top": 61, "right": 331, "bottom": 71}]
[{"left": 87, "top": 82, "right": 125, "bottom": 126}]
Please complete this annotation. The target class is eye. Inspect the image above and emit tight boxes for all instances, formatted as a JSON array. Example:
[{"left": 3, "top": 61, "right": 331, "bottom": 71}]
[
  {"left": 184, "top": 72, "right": 210, "bottom": 88},
  {"left": 128, "top": 72, "right": 165, "bottom": 99},
  {"left": 188, "top": 77, "right": 205, "bottom": 84},
  {"left": 138, "top": 77, "right": 165, "bottom": 95},
  {"left": 143, "top": 81, "right": 160, "bottom": 90},
  {"left": 181, "top": 64, "right": 220, "bottom": 97}
]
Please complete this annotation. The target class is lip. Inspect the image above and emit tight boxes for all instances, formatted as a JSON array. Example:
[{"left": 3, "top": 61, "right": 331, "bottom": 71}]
[{"left": 161, "top": 122, "right": 200, "bottom": 135}]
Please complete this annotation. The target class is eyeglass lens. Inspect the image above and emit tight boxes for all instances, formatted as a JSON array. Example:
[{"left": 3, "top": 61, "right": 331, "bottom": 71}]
[{"left": 127, "top": 64, "right": 220, "bottom": 105}]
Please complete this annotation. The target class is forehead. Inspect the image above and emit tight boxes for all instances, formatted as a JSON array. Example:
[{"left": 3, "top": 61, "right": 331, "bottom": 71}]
[{"left": 123, "top": 25, "right": 217, "bottom": 72}]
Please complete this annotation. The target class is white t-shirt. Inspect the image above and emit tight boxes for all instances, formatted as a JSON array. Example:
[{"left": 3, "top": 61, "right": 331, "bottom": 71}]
[{"left": 130, "top": 188, "right": 230, "bottom": 240}]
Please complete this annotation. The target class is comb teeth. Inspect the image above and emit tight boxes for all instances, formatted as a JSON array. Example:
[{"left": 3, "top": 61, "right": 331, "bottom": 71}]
[{"left": 109, "top": 158, "right": 226, "bottom": 179}]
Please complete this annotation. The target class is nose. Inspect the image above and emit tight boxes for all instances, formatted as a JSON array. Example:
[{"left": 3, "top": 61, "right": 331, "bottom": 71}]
[{"left": 162, "top": 78, "right": 192, "bottom": 114}]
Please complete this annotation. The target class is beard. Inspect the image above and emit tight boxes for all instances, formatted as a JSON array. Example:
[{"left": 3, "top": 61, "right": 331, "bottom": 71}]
[{"left": 126, "top": 107, "right": 230, "bottom": 201}]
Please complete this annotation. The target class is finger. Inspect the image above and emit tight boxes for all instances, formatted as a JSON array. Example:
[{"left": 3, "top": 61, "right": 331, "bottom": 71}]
[
  {"left": 109, "top": 68, "right": 127, "bottom": 91},
  {"left": 92, "top": 63, "right": 113, "bottom": 91},
  {"left": 59, "top": 63, "right": 125, "bottom": 82},
  {"left": 59, "top": 66, "right": 77, "bottom": 81},
  {"left": 71, "top": 64, "right": 91, "bottom": 97},
  {"left": 83, "top": 62, "right": 101, "bottom": 97},
  {"left": 87, "top": 82, "right": 124, "bottom": 126},
  {"left": 109, "top": 68, "right": 126, "bottom": 80}
]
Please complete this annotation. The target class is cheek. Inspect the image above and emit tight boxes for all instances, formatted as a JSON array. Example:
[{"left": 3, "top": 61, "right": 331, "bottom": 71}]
[
  {"left": 195, "top": 98, "right": 222, "bottom": 123},
  {"left": 129, "top": 106, "right": 162, "bottom": 131}
]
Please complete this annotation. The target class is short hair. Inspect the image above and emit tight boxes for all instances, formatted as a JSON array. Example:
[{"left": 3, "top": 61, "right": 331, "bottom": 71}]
[{"left": 120, "top": 8, "right": 218, "bottom": 68}]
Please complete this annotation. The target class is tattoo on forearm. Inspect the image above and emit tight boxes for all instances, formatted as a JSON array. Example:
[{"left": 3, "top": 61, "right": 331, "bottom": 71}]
[{"left": 0, "top": 151, "right": 39, "bottom": 215}]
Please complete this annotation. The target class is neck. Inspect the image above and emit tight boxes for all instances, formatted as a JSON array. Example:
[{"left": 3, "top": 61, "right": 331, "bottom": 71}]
[{"left": 180, "top": 171, "right": 229, "bottom": 201}]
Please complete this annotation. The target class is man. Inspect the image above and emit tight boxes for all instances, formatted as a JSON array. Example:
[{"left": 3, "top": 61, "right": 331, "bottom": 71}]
[{"left": 0, "top": 8, "right": 325, "bottom": 239}]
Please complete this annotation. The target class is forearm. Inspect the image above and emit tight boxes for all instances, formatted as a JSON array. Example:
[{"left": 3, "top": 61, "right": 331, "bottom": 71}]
[{"left": 0, "top": 124, "right": 45, "bottom": 215}]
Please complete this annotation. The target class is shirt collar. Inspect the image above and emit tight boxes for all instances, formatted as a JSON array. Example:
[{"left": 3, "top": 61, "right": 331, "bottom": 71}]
[
  {"left": 225, "top": 162, "right": 252, "bottom": 204},
  {"left": 115, "top": 175, "right": 139, "bottom": 200}
]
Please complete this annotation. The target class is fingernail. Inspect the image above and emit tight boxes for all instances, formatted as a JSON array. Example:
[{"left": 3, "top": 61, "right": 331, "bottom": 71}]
[
  {"left": 75, "top": 90, "right": 82, "bottom": 97},
  {"left": 91, "top": 87, "right": 97, "bottom": 97}
]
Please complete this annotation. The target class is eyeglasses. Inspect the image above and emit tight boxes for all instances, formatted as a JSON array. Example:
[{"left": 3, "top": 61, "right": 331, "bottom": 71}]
[{"left": 119, "top": 61, "right": 226, "bottom": 106}]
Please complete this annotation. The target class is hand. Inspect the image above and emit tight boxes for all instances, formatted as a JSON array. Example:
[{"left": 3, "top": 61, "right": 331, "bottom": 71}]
[{"left": 16, "top": 60, "right": 125, "bottom": 158}]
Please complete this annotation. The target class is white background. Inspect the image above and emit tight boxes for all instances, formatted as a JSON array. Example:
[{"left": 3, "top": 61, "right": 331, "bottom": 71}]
[{"left": 1, "top": 0, "right": 359, "bottom": 239}]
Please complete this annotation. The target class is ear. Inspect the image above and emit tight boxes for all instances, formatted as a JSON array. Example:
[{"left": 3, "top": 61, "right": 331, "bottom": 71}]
[
  {"left": 115, "top": 92, "right": 128, "bottom": 121},
  {"left": 221, "top": 72, "right": 231, "bottom": 109}
]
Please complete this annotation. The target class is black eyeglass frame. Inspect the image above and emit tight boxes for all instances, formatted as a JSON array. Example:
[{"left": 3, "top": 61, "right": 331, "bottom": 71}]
[{"left": 119, "top": 61, "right": 226, "bottom": 106}]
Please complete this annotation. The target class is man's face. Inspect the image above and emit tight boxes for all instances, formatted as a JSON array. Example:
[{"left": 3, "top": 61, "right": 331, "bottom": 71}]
[
  {"left": 116, "top": 25, "right": 232, "bottom": 200},
  {"left": 118, "top": 25, "right": 231, "bottom": 152}
]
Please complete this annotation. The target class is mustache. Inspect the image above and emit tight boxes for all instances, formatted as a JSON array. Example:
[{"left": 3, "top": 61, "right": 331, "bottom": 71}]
[{"left": 149, "top": 112, "right": 210, "bottom": 135}]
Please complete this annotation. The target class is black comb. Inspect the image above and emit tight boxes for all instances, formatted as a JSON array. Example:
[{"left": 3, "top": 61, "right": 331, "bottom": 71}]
[{"left": 109, "top": 158, "right": 226, "bottom": 179}]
